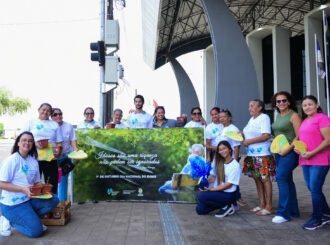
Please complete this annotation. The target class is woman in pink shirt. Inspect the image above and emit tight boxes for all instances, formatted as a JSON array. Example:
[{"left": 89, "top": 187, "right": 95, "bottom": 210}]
[{"left": 294, "top": 95, "right": 330, "bottom": 230}]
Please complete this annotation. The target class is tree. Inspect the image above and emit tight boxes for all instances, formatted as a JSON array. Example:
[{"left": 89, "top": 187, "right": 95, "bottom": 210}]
[{"left": 0, "top": 86, "right": 30, "bottom": 116}]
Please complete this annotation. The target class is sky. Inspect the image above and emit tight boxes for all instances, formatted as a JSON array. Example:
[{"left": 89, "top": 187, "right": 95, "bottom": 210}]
[{"left": 0, "top": 0, "right": 203, "bottom": 130}]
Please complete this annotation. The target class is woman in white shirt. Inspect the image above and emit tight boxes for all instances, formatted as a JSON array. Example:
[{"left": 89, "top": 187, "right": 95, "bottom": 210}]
[
  {"left": 184, "top": 107, "right": 207, "bottom": 128},
  {"left": 196, "top": 141, "right": 241, "bottom": 218},
  {"left": 51, "top": 108, "right": 79, "bottom": 201},
  {"left": 0, "top": 132, "right": 59, "bottom": 237},
  {"left": 77, "top": 107, "right": 102, "bottom": 129},
  {"left": 21, "top": 103, "right": 63, "bottom": 194},
  {"left": 242, "top": 99, "right": 275, "bottom": 216},
  {"left": 205, "top": 107, "right": 223, "bottom": 162},
  {"left": 105, "top": 109, "right": 129, "bottom": 129}
]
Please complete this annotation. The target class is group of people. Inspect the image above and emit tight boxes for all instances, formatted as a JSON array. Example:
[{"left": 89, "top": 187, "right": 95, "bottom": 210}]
[
  {"left": 196, "top": 92, "right": 329, "bottom": 232},
  {"left": 0, "top": 93, "right": 329, "bottom": 238}
]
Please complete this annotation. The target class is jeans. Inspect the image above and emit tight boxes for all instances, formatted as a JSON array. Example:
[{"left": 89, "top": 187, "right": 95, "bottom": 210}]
[
  {"left": 0, "top": 195, "right": 59, "bottom": 238},
  {"left": 59, "top": 173, "right": 69, "bottom": 201},
  {"left": 274, "top": 151, "right": 299, "bottom": 219},
  {"left": 302, "top": 165, "right": 330, "bottom": 221},
  {"left": 196, "top": 191, "right": 236, "bottom": 215}
]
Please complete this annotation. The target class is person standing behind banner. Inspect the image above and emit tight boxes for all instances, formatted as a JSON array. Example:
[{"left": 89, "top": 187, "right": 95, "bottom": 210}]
[
  {"left": 77, "top": 107, "right": 102, "bottom": 129},
  {"left": 51, "top": 108, "right": 79, "bottom": 202},
  {"left": 153, "top": 106, "right": 187, "bottom": 128},
  {"left": 0, "top": 132, "right": 59, "bottom": 238},
  {"left": 205, "top": 107, "right": 223, "bottom": 162},
  {"left": 127, "top": 95, "right": 153, "bottom": 128},
  {"left": 184, "top": 107, "right": 207, "bottom": 128},
  {"left": 105, "top": 109, "right": 129, "bottom": 128},
  {"left": 20, "top": 103, "right": 63, "bottom": 194},
  {"left": 242, "top": 99, "right": 275, "bottom": 216},
  {"left": 216, "top": 109, "right": 246, "bottom": 208},
  {"left": 294, "top": 95, "right": 330, "bottom": 230},
  {"left": 271, "top": 91, "right": 302, "bottom": 224}
]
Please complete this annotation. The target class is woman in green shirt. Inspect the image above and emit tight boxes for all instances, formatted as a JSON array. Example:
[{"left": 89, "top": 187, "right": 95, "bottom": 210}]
[{"left": 271, "top": 91, "right": 302, "bottom": 224}]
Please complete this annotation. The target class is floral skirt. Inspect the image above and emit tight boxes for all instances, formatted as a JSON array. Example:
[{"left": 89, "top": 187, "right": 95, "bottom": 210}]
[{"left": 243, "top": 155, "right": 276, "bottom": 181}]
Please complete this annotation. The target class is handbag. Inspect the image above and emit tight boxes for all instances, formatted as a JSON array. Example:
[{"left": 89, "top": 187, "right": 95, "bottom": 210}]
[{"left": 59, "top": 157, "right": 74, "bottom": 176}]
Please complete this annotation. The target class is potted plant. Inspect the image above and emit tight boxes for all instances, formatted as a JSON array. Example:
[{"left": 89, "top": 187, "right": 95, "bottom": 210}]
[
  {"left": 30, "top": 185, "right": 42, "bottom": 196},
  {"left": 42, "top": 177, "right": 53, "bottom": 194}
]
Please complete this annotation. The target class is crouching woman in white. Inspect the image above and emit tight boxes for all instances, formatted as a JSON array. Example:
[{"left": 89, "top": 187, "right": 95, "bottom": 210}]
[
  {"left": 0, "top": 132, "right": 59, "bottom": 238},
  {"left": 196, "top": 141, "right": 241, "bottom": 218}
]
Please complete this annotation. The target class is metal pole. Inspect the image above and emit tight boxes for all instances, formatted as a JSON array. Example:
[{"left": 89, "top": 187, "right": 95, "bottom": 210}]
[
  {"left": 100, "top": 0, "right": 105, "bottom": 127},
  {"left": 314, "top": 34, "right": 321, "bottom": 102},
  {"left": 322, "top": 10, "right": 330, "bottom": 116}
]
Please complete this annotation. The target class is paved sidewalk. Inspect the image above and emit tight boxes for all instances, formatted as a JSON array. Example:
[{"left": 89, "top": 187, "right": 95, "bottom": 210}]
[{"left": 0, "top": 140, "right": 329, "bottom": 245}]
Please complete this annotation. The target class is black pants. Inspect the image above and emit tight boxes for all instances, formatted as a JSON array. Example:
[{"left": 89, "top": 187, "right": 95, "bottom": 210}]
[{"left": 38, "top": 160, "right": 58, "bottom": 194}]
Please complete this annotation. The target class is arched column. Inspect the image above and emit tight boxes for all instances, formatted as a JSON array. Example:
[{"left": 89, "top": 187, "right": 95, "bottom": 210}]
[
  {"left": 169, "top": 57, "right": 200, "bottom": 117},
  {"left": 201, "top": 0, "right": 259, "bottom": 129}
]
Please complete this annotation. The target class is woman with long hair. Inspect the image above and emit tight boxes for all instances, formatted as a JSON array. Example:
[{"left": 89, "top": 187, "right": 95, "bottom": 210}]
[
  {"left": 294, "top": 95, "right": 330, "bottom": 230},
  {"left": 196, "top": 141, "right": 241, "bottom": 218},
  {"left": 271, "top": 91, "right": 302, "bottom": 223},
  {"left": 152, "top": 106, "right": 186, "bottom": 128},
  {"left": 0, "top": 132, "right": 59, "bottom": 237}
]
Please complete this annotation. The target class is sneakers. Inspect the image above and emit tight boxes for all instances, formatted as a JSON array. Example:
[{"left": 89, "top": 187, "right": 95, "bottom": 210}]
[
  {"left": 321, "top": 215, "right": 330, "bottom": 226},
  {"left": 272, "top": 216, "right": 288, "bottom": 224},
  {"left": 215, "top": 205, "right": 235, "bottom": 218},
  {"left": 302, "top": 218, "right": 324, "bottom": 230},
  {"left": 0, "top": 216, "right": 12, "bottom": 237}
]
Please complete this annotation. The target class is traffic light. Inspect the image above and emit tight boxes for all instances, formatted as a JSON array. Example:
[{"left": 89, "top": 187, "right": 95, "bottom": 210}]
[{"left": 90, "top": 41, "right": 105, "bottom": 66}]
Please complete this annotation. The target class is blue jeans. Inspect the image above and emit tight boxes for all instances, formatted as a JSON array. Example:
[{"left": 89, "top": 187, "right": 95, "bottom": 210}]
[
  {"left": 302, "top": 165, "right": 330, "bottom": 221},
  {"left": 0, "top": 195, "right": 59, "bottom": 238},
  {"left": 59, "top": 173, "right": 69, "bottom": 201},
  {"left": 196, "top": 191, "right": 236, "bottom": 215},
  {"left": 274, "top": 151, "right": 299, "bottom": 219}
]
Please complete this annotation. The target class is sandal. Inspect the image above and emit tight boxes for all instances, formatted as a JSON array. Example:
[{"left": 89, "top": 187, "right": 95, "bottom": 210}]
[
  {"left": 256, "top": 209, "right": 273, "bottom": 216},
  {"left": 250, "top": 206, "right": 262, "bottom": 213},
  {"left": 237, "top": 199, "right": 247, "bottom": 207}
]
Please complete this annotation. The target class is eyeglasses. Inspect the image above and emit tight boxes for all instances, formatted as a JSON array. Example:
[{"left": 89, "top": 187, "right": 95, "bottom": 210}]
[
  {"left": 192, "top": 112, "right": 201, "bottom": 116},
  {"left": 85, "top": 112, "right": 94, "bottom": 115},
  {"left": 52, "top": 113, "right": 62, "bottom": 117},
  {"left": 276, "top": 99, "right": 288, "bottom": 104},
  {"left": 20, "top": 139, "right": 34, "bottom": 144}
]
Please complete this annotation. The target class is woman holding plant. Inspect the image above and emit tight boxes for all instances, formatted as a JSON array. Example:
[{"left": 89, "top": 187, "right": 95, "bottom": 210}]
[
  {"left": 271, "top": 91, "right": 302, "bottom": 224},
  {"left": 21, "top": 103, "right": 63, "bottom": 194},
  {"left": 0, "top": 132, "right": 59, "bottom": 237}
]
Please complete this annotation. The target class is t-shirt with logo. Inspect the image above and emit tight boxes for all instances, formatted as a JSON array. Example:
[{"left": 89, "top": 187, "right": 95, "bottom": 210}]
[
  {"left": 21, "top": 118, "right": 63, "bottom": 145},
  {"left": 184, "top": 121, "right": 204, "bottom": 128},
  {"left": 215, "top": 124, "right": 241, "bottom": 157},
  {"left": 127, "top": 111, "right": 153, "bottom": 128},
  {"left": 205, "top": 122, "right": 224, "bottom": 146},
  {"left": 0, "top": 152, "right": 40, "bottom": 206},
  {"left": 77, "top": 120, "right": 102, "bottom": 129},
  {"left": 243, "top": 113, "right": 271, "bottom": 156}
]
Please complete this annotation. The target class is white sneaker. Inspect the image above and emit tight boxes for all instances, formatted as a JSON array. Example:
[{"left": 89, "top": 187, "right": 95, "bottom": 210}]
[
  {"left": 0, "top": 216, "right": 12, "bottom": 236},
  {"left": 42, "top": 224, "right": 47, "bottom": 232},
  {"left": 272, "top": 215, "right": 288, "bottom": 223}
]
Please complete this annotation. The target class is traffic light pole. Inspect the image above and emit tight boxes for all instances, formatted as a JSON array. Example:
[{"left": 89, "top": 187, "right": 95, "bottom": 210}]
[{"left": 99, "top": 0, "right": 106, "bottom": 127}]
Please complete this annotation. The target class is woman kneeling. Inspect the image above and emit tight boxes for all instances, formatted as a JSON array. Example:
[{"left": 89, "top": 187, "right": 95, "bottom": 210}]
[
  {"left": 0, "top": 132, "right": 59, "bottom": 238},
  {"left": 196, "top": 141, "right": 241, "bottom": 218}
]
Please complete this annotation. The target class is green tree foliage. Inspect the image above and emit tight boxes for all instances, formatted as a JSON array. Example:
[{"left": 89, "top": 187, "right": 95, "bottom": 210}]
[
  {"left": 0, "top": 123, "right": 3, "bottom": 136},
  {"left": 0, "top": 86, "right": 30, "bottom": 116},
  {"left": 73, "top": 128, "right": 204, "bottom": 203}
]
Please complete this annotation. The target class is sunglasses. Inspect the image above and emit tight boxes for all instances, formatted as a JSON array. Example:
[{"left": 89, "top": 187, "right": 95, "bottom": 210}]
[
  {"left": 85, "top": 112, "right": 94, "bottom": 115},
  {"left": 52, "top": 113, "right": 62, "bottom": 117},
  {"left": 192, "top": 112, "right": 201, "bottom": 116},
  {"left": 276, "top": 99, "right": 288, "bottom": 104}
]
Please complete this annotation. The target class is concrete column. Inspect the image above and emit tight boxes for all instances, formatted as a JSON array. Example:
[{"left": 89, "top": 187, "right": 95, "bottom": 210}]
[
  {"left": 273, "top": 26, "right": 292, "bottom": 93},
  {"left": 305, "top": 4, "right": 330, "bottom": 112},
  {"left": 203, "top": 45, "right": 216, "bottom": 123},
  {"left": 201, "top": 0, "right": 259, "bottom": 130}
]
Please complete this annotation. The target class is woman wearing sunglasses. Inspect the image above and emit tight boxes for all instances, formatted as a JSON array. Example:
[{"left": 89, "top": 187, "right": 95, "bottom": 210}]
[
  {"left": 51, "top": 108, "right": 79, "bottom": 202},
  {"left": 271, "top": 91, "right": 302, "bottom": 224},
  {"left": 184, "top": 107, "right": 207, "bottom": 128},
  {"left": 77, "top": 107, "right": 102, "bottom": 129}
]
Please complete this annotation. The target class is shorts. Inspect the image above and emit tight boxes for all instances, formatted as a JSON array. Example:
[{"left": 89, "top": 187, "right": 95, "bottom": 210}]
[{"left": 243, "top": 155, "right": 276, "bottom": 181}]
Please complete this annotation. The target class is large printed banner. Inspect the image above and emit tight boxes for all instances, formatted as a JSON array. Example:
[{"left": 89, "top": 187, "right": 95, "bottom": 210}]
[{"left": 73, "top": 128, "right": 204, "bottom": 203}]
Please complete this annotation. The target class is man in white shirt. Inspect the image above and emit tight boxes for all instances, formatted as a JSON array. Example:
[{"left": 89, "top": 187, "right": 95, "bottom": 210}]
[{"left": 127, "top": 95, "right": 153, "bottom": 128}]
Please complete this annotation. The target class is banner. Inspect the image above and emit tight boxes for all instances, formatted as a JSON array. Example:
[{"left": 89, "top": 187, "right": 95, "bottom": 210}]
[{"left": 73, "top": 128, "right": 204, "bottom": 203}]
